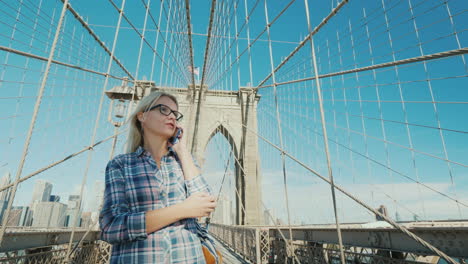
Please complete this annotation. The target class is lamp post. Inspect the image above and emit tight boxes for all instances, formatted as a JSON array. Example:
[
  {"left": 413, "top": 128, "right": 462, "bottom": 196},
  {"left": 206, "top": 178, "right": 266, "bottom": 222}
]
[{"left": 105, "top": 77, "right": 134, "bottom": 159}]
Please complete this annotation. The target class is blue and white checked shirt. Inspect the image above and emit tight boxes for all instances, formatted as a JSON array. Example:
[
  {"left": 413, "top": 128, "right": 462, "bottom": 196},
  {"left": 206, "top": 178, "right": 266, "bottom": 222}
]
[{"left": 99, "top": 146, "right": 212, "bottom": 263}]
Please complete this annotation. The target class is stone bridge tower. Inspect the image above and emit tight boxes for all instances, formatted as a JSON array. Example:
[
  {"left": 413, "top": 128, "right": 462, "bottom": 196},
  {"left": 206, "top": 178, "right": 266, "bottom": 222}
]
[{"left": 139, "top": 83, "right": 263, "bottom": 225}]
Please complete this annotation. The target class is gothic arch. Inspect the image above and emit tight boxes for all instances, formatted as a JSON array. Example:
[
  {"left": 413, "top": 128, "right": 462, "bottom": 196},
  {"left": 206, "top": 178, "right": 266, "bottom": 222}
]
[
  {"left": 202, "top": 123, "right": 244, "bottom": 224},
  {"left": 203, "top": 123, "right": 239, "bottom": 161}
]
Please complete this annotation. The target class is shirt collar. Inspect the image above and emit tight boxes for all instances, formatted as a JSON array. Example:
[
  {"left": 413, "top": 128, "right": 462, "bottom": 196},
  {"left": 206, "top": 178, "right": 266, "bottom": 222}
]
[{"left": 135, "top": 145, "right": 176, "bottom": 158}]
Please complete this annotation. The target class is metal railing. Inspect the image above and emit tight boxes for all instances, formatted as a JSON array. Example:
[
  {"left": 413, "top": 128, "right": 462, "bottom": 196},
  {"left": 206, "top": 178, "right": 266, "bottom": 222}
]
[
  {"left": 0, "top": 241, "right": 111, "bottom": 264},
  {"left": 209, "top": 223, "right": 468, "bottom": 264}
]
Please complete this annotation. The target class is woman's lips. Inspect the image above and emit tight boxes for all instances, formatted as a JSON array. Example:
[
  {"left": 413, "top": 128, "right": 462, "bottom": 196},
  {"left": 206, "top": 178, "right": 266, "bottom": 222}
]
[{"left": 166, "top": 123, "right": 175, "bottom": 129}]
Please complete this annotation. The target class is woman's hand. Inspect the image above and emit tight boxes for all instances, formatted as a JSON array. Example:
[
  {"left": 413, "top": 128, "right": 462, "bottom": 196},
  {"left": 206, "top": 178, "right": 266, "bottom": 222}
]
[
  {"left": 181, "top": 192, "right": 216, "bottom": 218},
  {"left": 169, "top": 125, "right": 199, "bottom": 180},
  {"left": 169, "top": 125, "right": 188, "bottom": 155},
  {"left": 145, "top": 192, "right": 216, "bottom": 233}
]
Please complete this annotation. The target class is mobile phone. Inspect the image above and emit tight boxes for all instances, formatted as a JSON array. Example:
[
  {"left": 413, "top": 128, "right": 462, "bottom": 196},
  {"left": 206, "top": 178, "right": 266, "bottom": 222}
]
[{"left": 169, "top": 127, "right": 182, "bottom": 145}]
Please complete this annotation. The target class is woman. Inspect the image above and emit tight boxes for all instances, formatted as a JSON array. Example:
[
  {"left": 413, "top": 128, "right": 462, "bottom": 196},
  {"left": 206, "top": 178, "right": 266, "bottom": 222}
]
[{"left": 99, "top": 91, "right": 216, "bottom": 263}]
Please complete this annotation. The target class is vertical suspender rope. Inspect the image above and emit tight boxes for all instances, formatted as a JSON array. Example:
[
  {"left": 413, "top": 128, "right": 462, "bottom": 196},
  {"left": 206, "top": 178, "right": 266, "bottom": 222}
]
[
  {"left": 303, "top": 0, "right": 346, "bottom": 262},
  {"left": 192, "top": 0, "right": 217, "bottom": 154},
  {"left": 158, "top": 0, "right": 174, "bottom": 86},
  {"left": 215, "top": 120, "right": 301, "bottom": 263},
  {"left": 66, "top": 127, "right": 127, "bottom": 258},
  {"left": 348, "top": 17, "right": 376, "bottom": 212},
  {"left": 185, "top": 0, "right": 196, "bottom": 87},
  {"left": 65, "top": 0, "right": 127, "bottom": 261},
  {"left": 380, "top": 0, "right": 421, "bottom": 218},
  {"left": 263, "top": 1, "right": 296, "bottom": 262},
  {"left": 242, "top": 0, "right": 255, "bottom": 224},
  {"left": 407, "top": 0, "right": 458, "bottom": 216},
  {"left": 149, "top": 0, "right": 165, "bottom": 82},
  {"left": 211, "top": 124, "right": 248, "bottom": 222},
  {"left": 163, "top": 3, "right": 177, "bottom": 87},
  {"left": 124, "top": 0, "right": 151, "bottom": 121},
  {"left": 236, "top": 119, "right": 459, "bottom": 264},
  {"left": 208, "top": 126, "right": 235, "bottom": 227},
  {"left": 243, "top": 0, "right": 254, "bottom": 87},
  {"left": 234, "top": 9, "right": 248, "bottom": 224},
  {"left": 0, "top": 0, "right": 70, "bottom": 245},
  {"left": 109, "top": 126, "right": 120, "bottom": 160}
]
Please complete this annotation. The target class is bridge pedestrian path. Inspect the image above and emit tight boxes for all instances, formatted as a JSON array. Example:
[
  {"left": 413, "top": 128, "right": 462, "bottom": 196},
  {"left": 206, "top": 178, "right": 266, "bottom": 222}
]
[{"left": 213, "top": 238, "right": 251, "bottom": 264}]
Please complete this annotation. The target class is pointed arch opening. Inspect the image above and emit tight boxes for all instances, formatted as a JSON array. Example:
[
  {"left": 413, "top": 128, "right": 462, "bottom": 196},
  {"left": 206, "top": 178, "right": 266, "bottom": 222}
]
[{"left": 202, "top": 123, "right": 244, "bottom": 225}]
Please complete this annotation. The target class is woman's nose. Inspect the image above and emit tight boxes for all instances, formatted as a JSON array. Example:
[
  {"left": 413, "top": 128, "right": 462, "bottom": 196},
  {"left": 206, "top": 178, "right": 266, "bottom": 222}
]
[{"left": 168, "top": 113, "right": 176, "bottom": 120}]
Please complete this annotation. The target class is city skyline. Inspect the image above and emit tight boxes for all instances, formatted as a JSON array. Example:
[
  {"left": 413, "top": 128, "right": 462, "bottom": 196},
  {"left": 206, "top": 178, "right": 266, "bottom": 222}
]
[{"left": 0, "top": 174, "right": 104, "bottom": 228}]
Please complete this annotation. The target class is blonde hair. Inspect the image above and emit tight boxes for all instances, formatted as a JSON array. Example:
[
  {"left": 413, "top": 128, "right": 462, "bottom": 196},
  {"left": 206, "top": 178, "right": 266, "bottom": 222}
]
[{"left": 126, "top": 90, "right": 178, "bottom": 153}]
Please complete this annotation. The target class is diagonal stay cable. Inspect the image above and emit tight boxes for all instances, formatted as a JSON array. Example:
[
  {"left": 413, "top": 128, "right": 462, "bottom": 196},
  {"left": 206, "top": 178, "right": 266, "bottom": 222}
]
[
  {"left": 209, "top": 125, "right": 247, "bottom": 220},
  {"left": 58, "top": 0, "right": 134, "bottom": 79},
  {"left": 107, "top": 0, "right": 190, "bottom": 86},
  {"left": 66, "top": 0, "right": 128, "bottom": 259},
  {"left": 191, "top": 0, "right": 217, "bottom": 153},
  {"left": 212, "top": 121, "right": 301, "bottom": 264},
  {"left": 303, "top": 0, "right": 346, "bottom": 261},
  {"left": 0, "top": 129, "right": 127, "bottom": 194},
  {"left": 67, "top": 127, "right": 126, "bottom": 260},
  {"left": 0, "top": 46, "right": 126, "bottom": 81},
  {"left": 263, "top": 1, "right": 297, "bottom": 262},
  {"left": 258, "top": 47, "right": 468, "bottom": 89},
  {"left": 214, "top": 141, "right": 233, "bottom": 205},
  {"left": 331, "top": 121, "right": 468, "bottom": 169},
  {"left": 209, "top": 0, "right": 296, "bottom": 89},
  {"left": 0, "top": 0, "right": 70, "bottom": 245},
  {"left": 236, "top": 119, "right": 460, "bottom": 264},
  {"left": 255, "top": 0, "right": 350, "bottom": 89},
  {"left": 330, "top": 155, "right": 423, "bottom": 219},
  {"left": 207, "top": 122, "right": 301, "bottom": 263},
  {"left": 264, "top": 106, "right": 468, "bottom": 208}
]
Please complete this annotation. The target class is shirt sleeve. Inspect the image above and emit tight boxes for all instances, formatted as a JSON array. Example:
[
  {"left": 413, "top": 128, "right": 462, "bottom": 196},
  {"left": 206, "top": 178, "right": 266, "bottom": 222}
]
[
  {"left": 99, "top": 159, "right": 147, "bottom": 244},
  {"left": 185, "top": 156, "right": 213, "bottom": 196}
]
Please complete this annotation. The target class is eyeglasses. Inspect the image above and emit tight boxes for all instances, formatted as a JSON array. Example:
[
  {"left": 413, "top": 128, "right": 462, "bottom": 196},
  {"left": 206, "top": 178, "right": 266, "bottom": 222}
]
[{"left": 146, "top": 104, "right": 183, "bottom": 121}]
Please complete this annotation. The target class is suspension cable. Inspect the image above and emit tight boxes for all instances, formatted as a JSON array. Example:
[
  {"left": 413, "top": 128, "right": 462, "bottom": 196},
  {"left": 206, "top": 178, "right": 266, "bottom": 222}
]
[{"left": 235, "top": 119, "right": 460, "bottom": 264}]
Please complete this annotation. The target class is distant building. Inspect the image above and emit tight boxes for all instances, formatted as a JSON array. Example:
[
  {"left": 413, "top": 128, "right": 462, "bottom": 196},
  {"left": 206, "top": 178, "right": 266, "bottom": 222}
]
[
  {"left": 31, "top": 202, "right": 67, "bottom": 228},
  {"left": 78, "top": 211, "right": 100, "bottom": 230},
  {"left": 376, "top": 205, "right": 388, "bottom": 221},
  {"left": 395, "top": 212, "right": 401, "bottom": 222},
  {"left": 80, "top": 212, "right": 92, "bottom": 228},
  {"left": 6, "top": 206, "right": 29, "bottom": 226},
  {"left": 31, "top": 180, "right": 53, "bottom": 204},
  {"left": 0, "top": 172, "right": 12, "bottom": 222},
  {"left": 89, "top": 180, "right": 105, "bottom": 212},
  {"left": 49, "top": 195, "right": 60, "bottom": 202},
  {"left": 212, "top": 195, "right": 233, "bottom": 225},
  {"left": 264, "top": 209, "right": 272, "bottom": 225},
  {"left": 90, "top": 211, "right": 100, "bottom": 230},
  {"left": 264, "top": 208, "right": 280, "bottom": 226},
  {"left": 24, "top": 209, "right": 33, "bottom": 226},
  {"left": 65, "top": 195, "right": 81, "bottom": 227}
]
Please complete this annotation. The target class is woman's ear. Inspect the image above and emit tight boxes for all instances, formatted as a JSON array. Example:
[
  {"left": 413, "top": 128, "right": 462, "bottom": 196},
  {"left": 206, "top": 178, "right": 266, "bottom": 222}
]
[{"left": 137, "top": 112, "right": 144, "bottom": 122}]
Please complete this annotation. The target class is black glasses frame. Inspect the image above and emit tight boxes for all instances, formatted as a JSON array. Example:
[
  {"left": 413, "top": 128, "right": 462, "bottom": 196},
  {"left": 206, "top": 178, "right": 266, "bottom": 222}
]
[{"left": 146, "top": 104, "right": 183, "bottom": 121}]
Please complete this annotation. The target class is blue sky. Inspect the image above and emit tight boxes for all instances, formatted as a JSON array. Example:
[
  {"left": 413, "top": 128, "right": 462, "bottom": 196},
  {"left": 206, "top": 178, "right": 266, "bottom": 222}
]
[{"left": 0, "top": 0, "right": 467, "bottom": 225}]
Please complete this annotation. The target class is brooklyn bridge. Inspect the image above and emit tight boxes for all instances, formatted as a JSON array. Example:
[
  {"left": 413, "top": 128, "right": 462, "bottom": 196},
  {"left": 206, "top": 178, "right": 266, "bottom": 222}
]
[{"left": 0, "top": 0, "right": 467, "bottom": 263}]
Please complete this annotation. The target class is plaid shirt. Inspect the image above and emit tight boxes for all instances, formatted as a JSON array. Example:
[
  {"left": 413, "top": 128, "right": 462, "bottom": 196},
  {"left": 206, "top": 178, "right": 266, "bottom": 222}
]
[{"left": 99, "top": 146, "right": 212, "bottom": 264}]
